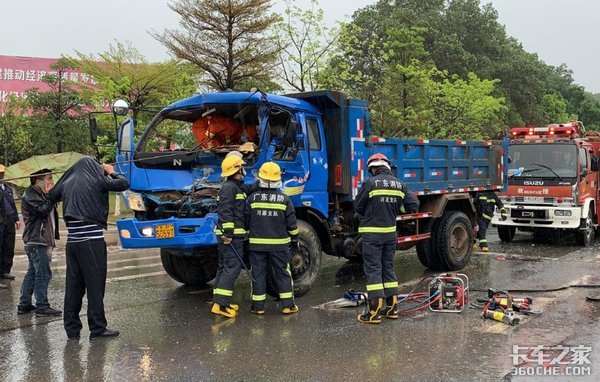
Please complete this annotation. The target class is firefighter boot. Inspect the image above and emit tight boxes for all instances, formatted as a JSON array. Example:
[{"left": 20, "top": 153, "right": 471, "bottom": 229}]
[
  {"left": 282, "top": 303, "right": 299, "bottom": 315},
  {"left": 211, "top": 303, "right": 238, "bottom": 318},
  {"left": 381, "top": 295, "right": 399, "bottom": 319},
  {"left": 480, "top": 245, "right": 490, "bottom": 252},
  {"left": 251, "top": 304, "right": 265, "bottom": 315},
  {"left": 357, "top": 298, "right": 383, "bottom": 324}
]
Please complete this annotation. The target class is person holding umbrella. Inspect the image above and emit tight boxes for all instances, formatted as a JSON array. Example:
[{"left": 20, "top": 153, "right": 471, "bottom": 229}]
[{"left": 18, "top": 169, "right": 61, "bottom": 316}]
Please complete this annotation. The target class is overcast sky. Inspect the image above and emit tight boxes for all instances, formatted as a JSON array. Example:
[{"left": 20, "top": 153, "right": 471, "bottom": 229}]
[{"left": 1, "top": 0, "right": 598, "bottom": 92}]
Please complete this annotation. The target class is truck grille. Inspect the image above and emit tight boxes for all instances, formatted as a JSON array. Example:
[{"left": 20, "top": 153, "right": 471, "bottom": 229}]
[{"left": 510, "top": 209, "right": 548, "bottom": 219}]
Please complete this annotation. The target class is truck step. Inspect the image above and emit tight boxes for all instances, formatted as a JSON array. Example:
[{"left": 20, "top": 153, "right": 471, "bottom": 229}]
[
  {"left": 397, "top": 233, "right": 431, "bottom": 243},
  {"left": 396, "top": 212, "right": 433, "bottom": 221}
]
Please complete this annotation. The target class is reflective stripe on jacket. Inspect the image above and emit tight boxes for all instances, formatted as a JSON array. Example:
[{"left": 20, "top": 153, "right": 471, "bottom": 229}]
[{"left": 245, "top": 188, "right": 298, "bottom": 251}]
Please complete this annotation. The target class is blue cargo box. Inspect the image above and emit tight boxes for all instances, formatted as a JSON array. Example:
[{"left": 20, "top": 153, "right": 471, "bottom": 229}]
[{"left": 350, "top": 138, "right": 506, "bottom": 198}]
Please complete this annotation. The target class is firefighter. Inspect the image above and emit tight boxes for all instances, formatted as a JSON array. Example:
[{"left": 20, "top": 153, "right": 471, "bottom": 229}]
[
  {"left": 474, "top": 191, "right": 507, "bottom": 252},
  {"left": 211, "top": 155, "right": 248, "bottom": 318},
  {"left": 355, "top": 153, "right": 419, "bottom": 324},
  {"left": 245, "top": 162, "right": 299, "bottom": 315}
]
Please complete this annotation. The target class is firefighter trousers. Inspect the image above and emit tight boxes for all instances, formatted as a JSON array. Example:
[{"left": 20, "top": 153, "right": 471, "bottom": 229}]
[
  {"left": 362, "top": 237, "right": 398, "bottom": 299},
  {"left": 213, "top": 240, "right": 244, "bottom": 306},
  {"left": 476, "top": 216, "right": 491, "bottom": 247},
  {"left": 250, "top": 250, "right": 294, "bottom": 309}
]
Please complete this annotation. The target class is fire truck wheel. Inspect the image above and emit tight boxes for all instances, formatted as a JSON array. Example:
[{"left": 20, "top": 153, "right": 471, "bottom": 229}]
[
  {"left": 160, "top": 248, "right": 218, "bottom": 286},
  {"left": 576, "top": 209, "right": 595, "bottom": 246},
  {"left": 266, "top": 220, "right": 322, "bottom": 298},
  {"left": 498, "top": 226, "right": 516, "bottom": 243},
  {"left": 433, "top": 211, "right": 473, "bottom": 271}
]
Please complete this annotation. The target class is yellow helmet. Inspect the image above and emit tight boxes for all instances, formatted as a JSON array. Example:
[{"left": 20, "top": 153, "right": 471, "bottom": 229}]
[
  {"left": 221, "top": 155, "right": 246, "bottom": 177},
  {"left": 258, "top": 162, "right": 282, "bottom": 182}
]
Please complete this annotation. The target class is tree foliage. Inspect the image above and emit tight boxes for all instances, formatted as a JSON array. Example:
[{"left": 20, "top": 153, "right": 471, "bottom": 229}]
[
  {"left": 274, "top": 0, "right": 338, "bottom": 92},
  {"left": 25, "top": 58, "right": 90, "bottom": 154},
  {"left": 0, "top": 95, "right": 32, "bottom": 165},
  {"left": 153, "top": 0, "right": 280, "bottom": 91},
  {"left": 322, "top": 0, "right": 600, "bottom": 137},
  {"left": 68, "top": 41, "right": 197, "bottom": 124}
]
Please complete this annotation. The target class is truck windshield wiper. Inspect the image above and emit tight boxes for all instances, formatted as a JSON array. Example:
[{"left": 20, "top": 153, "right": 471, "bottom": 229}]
[{"left": 530, "top": 162, "right": 562, "bottom": 179}]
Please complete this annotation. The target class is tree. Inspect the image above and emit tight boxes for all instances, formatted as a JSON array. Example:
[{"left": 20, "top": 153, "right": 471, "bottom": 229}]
[
  {"left": 153, "top": 0, "right": 280, "bottom": 91},
  {"left": 26, "top": 58, "right": 90, "bottom": 154},
  {"left": 0, "top": 95, "right": 32, "bottom": 165},
  {"left": 68, "top": 41, "right": 197, "bottom": 125},
  {"left": 274, "top": 0, "right": 338, "bottom": 92}
]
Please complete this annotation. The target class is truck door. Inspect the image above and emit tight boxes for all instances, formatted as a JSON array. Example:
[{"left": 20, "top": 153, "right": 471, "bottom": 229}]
[{"left": 302, "top": 114, "right": 327, "bottom": 192}]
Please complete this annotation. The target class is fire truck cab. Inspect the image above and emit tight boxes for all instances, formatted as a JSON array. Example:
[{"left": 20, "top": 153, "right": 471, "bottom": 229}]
[{"left": 493, "top": 121, "right": 600, "bottom": 245}]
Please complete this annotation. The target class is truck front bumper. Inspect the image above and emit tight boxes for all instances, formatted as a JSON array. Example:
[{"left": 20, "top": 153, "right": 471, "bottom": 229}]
[
  {"left": 492, "top": 205, "right": 582, "bottom": 229},
  {"left": 116, "top": 213, "right": 219, "bottom": 249}
]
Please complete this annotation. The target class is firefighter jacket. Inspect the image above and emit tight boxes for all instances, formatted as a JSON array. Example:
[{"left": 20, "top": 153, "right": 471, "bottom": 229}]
[
  {"left": 216, "top": 178, "right": 247, "bottom": 238},
  {"left": 244, "top": 188, "right": 298, "bottom": 251},
  {"left": 475, "top": 191, "right": 504, "bottom": 221},
  {"left": 355, "top": 168, "right": 419, "bottom": 240}
]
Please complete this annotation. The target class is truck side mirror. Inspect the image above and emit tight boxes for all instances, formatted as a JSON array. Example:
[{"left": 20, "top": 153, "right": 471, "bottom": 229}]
[
  {"left": 118, "top": 119, "right": 135, "bottom": 152},
  {"left": 591, "top": 157, "right": 599, "bottom": 172},
  {"left": 89, "top": 116, "right": 98, "bottom": 143},
  {"left": 581, "top": 168, "right": 589, "bottom": 178},
  {"left": 113, "top": 99, "right": 130, "bottom": 116},
  {"left": 283, "top": 120, "right": 298, "bottom": 147}
]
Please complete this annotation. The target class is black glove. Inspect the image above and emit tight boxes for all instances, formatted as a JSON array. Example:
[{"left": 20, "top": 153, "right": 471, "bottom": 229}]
[
  {"left": 290, "top": 240, "right": 300, "bottom": 253},
  {"left": 500, "top": 207, "right": 508, "bottom": 221}
]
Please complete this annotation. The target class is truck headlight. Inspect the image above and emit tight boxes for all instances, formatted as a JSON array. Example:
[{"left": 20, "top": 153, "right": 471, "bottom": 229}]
[
  {"left": 126, "top": 191, "right": 146, "bottom": 211},
  {"left": 141, "top": 227, "right": 154, "bottom": 237},
  {"left": 554, "top": 210, "right": 572, "bottom": 217}
]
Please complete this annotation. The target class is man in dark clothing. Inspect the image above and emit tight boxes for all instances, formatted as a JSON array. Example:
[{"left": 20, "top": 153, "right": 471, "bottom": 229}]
[
  {"left": 211, "top": 155, "right": 248, "bottom": 318},
  {"left": 245, "top": 162, "right": 299, "bottom": 315},
  {"left": 474, "top": 191, "right": 506, "bottom": 252},
  {"left": 354, "top": 153, "right": 419, "bottom": 324},
  {"left": 18, "top": 169, "right": 62, "bottom": 316},
  {"left": 49, "top": 157, "right": 129, "bottom": 340},
  {"left": 0, "top": 164, "right": 21, "bottom": 281}
]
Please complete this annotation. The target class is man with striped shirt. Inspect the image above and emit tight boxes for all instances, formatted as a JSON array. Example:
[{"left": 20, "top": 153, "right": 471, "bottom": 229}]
[{"left": 50, "top": 157, "right": 129, "bottom": 340}]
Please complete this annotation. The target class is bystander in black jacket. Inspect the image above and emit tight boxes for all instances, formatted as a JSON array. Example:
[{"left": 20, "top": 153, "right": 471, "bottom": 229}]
[
  {"left": 21, "top": 185, "right": 59, "bottom": 247},
  {"left": 49, "top": 157, "right": 129, "bottom": 226}
]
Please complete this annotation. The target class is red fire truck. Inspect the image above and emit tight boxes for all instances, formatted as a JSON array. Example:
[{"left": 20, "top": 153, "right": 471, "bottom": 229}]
[{"left": 493, "top": 121, "right": 600, "bottom": 245}]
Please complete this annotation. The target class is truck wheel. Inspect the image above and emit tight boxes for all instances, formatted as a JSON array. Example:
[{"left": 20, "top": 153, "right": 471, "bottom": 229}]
[
  {"left": 498, "top": 226, "right": 516, "bottom": 243},
  {"left": 576, "top": 209, "right": 595, "bottom": 246},
  {"left": 160, "top": 248, "right": 218, "bottom": 286},
  {"left": 415, "top": 218, "right": 441, "bottom": 269},
  {"left": 267, "top": 220, "right": 322, "bottom": 298},
  {"left": 432, "top": 211, "right": 473, "bottom": 271}
]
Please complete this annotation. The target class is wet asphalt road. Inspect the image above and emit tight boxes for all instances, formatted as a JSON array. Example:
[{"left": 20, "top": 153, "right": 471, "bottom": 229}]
[{"left": 1, "top": 228, "right": 600, "bottom": 382}]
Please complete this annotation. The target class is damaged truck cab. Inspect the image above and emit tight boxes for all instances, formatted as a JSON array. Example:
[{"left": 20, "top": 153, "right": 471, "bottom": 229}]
[{"left": 111, "top": 91, "right": 507, "bottom": 297}]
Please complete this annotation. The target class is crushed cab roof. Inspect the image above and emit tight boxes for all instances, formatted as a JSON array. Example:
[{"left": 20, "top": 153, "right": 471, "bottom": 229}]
[{"left": 164, "top": 91, "right": 320, "bottom": 114}]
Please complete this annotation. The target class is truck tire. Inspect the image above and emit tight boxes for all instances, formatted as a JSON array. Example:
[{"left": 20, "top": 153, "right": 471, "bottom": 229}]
[
  {"left": 498, "top": 226, "right": 516, "bottom": 243},
  {"left": 432, "top": 211, "right": 473, "bottom": 271},
  {"left": 266, "top": 220, "right": 322, "bottom": 298},
  {"left": 415, "top": 218, "right": 441, "bottom": 269},
  {"left": 576, "top": 209, "right": 595, "bottom": 246},
  {"left": 160, "top": 248, "right": 218, "bottom": 286}
]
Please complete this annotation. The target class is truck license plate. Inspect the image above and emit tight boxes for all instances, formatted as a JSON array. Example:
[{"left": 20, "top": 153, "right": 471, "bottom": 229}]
[
  {"left": 156, "top": 224, "right": 175, "bottom": 239},
  {"left": 523, "top": 196, "right": 544, "bottom": 203}
]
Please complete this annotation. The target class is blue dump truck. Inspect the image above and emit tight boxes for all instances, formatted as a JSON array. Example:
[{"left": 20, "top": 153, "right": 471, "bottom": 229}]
[{"left": 107, "top": 91, "right": 507, "bottom": 297}]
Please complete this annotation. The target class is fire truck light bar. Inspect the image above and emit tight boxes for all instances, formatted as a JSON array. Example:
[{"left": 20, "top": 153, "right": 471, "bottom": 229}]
[{"left": 510, "top": 125, "right": 578, "bottom": 137}]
